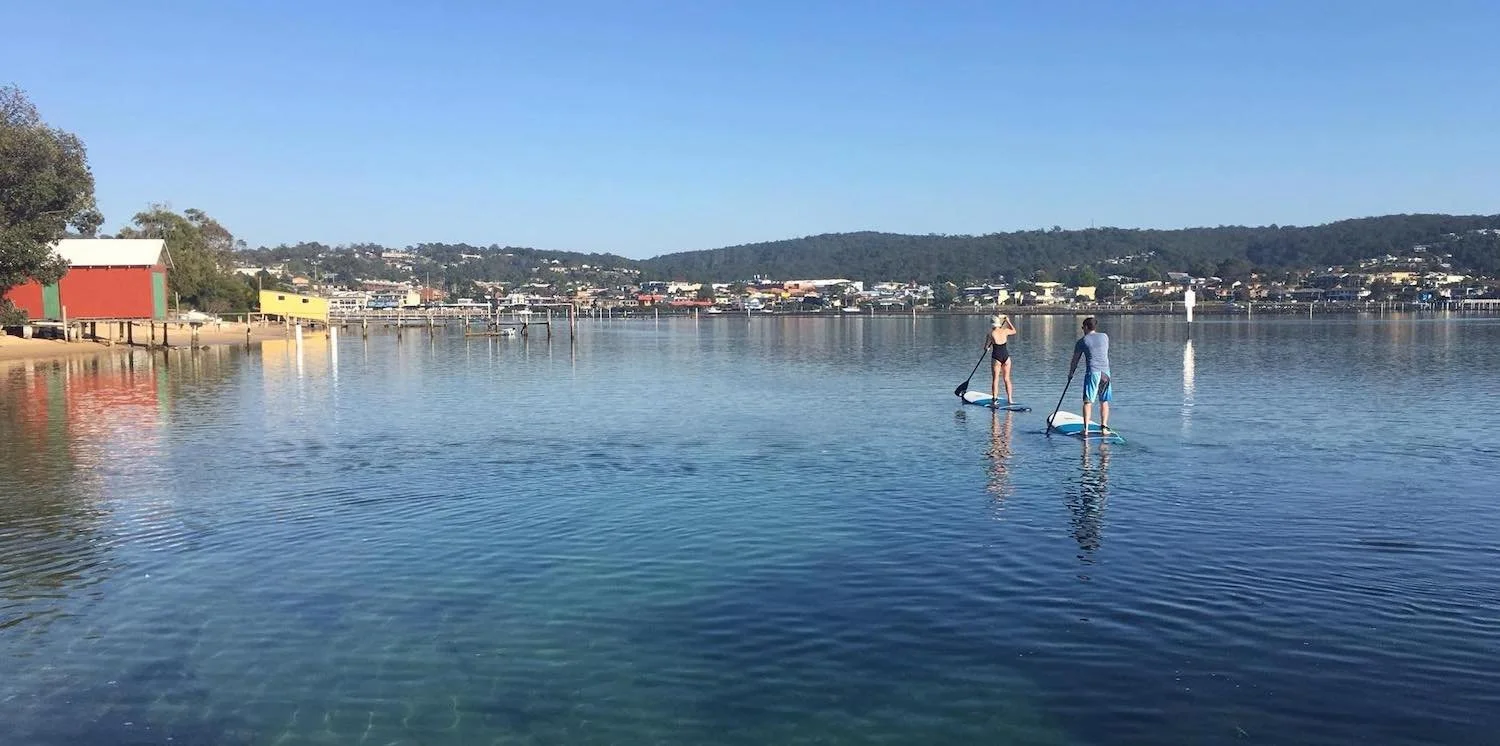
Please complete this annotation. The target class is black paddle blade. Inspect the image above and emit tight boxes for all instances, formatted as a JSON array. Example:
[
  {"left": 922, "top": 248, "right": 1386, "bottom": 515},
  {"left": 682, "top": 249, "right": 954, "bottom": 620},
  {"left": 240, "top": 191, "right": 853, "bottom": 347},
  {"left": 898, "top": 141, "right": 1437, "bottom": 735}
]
[{"left": 954, "top": 381, "right": 969, "bottom": 397}]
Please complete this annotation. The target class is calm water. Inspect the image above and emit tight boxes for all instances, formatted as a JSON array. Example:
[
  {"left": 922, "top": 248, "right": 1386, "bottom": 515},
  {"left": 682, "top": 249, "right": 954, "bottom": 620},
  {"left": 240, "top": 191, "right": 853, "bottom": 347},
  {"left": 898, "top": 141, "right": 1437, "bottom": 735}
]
[{"left": 2, "top": 314, "right": 1497, "bottom": 745}]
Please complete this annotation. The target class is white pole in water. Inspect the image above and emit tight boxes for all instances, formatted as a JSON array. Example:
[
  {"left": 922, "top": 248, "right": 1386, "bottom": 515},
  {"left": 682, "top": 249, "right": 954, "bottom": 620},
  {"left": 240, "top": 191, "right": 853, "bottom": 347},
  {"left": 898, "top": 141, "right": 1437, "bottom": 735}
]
[
  {"left": 294, "top": 323, "right": 303, "bottom": 346},
  {"left": 1183, "top": 287, "right": 1196, "bottom": 324},
  {"left": 329, "top": 324, "right": 338, "bottom": 365}
]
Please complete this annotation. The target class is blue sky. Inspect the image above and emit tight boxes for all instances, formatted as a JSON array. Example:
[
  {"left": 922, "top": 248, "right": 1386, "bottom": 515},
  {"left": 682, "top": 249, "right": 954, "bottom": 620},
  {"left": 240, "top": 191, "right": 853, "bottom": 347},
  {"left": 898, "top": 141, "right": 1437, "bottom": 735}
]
[{"left": 5, "top": 0, "right": 1497, "bottom": 258}]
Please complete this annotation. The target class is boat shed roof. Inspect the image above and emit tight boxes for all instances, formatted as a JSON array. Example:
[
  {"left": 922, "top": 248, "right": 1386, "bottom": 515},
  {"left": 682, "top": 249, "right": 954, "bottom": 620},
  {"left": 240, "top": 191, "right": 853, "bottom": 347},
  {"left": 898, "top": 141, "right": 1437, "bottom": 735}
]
[{"left": 52, "top": 239, "right": 169, "bottom": 268}]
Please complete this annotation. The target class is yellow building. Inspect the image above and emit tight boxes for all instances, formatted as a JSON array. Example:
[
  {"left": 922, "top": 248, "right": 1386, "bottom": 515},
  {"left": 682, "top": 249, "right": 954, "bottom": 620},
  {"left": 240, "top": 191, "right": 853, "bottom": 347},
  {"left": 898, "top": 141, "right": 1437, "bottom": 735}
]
[
  {"left": 1074, "top": 285, "right": 1097, "bottom": 301},
  {"left": 259, "top": 290, "right": 329, "bottom": 323}
]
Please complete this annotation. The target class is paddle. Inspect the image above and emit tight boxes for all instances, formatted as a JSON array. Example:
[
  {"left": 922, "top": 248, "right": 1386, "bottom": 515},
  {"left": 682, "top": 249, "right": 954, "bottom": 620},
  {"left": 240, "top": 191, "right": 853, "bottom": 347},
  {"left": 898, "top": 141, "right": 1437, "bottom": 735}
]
[
  {"left": 954, "top": 342, "right": 990, "bottom": 398},
  {"left": 1044, "top": 369, "right": 1075, "bottom": 438}
]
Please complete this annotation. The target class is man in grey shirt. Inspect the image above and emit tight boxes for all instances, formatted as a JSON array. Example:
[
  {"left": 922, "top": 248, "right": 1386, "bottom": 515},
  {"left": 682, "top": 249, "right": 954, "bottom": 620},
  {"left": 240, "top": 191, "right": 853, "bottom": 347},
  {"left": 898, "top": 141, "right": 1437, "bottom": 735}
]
[{"left": 1068, "top": 317, "right": 1112, "bottom": 436}]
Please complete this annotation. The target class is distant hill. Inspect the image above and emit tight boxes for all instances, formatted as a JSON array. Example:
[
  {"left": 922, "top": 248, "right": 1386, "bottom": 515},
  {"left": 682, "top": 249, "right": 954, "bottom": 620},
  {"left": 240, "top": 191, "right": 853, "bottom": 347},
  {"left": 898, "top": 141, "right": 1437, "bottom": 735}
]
[
  {"left": 244, "top": 213, "right": 1500, "bottom": 292},
  {"left": 639, "top": 214, "right": 1500, "bottom": 284}
]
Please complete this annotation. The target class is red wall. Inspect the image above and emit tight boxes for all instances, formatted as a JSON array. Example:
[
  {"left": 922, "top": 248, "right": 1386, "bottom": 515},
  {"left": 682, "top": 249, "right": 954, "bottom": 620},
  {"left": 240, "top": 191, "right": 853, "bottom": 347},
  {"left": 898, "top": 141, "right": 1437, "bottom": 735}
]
[
  {"left": 59, "top": 266, "right": 157, "bottom": 319},
  {"left": 3, "top": 282, "right": 45, "bottom": 318}
]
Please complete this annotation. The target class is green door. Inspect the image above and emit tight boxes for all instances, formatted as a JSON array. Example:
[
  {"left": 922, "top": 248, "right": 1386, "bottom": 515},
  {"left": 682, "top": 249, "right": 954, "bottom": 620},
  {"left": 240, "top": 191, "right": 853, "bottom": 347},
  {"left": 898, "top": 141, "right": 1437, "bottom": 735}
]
[
  {"left": 42, "top": 284, "right": 61, "bottom": 319},
  {"left": 152, "top": 272, "right": 167, "bottom": 320}
]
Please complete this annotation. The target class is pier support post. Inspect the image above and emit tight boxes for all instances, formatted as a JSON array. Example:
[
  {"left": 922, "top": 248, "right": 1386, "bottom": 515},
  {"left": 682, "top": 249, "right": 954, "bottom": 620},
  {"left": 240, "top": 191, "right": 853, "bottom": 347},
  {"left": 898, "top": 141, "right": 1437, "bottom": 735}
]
[{"left": 127, "top": 323, "right": 135, "bottom": 346}]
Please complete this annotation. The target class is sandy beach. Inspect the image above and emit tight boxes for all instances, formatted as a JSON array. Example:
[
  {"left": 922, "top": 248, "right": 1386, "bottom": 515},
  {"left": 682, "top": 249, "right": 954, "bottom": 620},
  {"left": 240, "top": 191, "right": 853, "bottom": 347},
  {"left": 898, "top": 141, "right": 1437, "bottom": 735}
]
[{"left": 0, "top": 321, "right": 298, "bottom": 365}]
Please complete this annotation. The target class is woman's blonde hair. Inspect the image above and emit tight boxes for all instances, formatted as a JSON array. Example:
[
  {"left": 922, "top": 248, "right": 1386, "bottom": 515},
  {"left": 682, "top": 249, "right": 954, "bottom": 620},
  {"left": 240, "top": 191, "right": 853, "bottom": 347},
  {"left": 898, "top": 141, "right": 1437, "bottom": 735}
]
[{"left": 991, "top": 314, "right": 1008, "bottom": 328}]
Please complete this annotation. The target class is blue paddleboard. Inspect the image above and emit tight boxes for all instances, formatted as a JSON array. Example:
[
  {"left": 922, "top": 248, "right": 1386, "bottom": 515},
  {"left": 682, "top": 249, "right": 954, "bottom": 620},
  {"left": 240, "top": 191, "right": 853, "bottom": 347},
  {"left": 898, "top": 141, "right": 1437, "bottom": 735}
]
[
  {"left": 1046, "top": 411, "right": 1124, "bottom": 443},
  {"left": 960, "top": 390, "right": 1032, "bottom": 412}
]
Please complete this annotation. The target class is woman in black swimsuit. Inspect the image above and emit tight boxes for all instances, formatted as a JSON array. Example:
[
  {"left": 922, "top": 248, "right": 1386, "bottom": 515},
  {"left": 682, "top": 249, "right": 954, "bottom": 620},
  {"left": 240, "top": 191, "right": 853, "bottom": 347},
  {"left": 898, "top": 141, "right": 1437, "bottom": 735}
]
[{"left": 986, "top": 314, "right": 1018, "bottom": 405}]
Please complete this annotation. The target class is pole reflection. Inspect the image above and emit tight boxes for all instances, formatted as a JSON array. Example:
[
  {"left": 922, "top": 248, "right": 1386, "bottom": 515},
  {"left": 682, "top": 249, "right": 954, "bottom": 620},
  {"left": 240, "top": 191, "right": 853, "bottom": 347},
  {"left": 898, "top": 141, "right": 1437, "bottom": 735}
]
[{"left": 1182, "top": 338, "right": 1195, "bottom": 435}]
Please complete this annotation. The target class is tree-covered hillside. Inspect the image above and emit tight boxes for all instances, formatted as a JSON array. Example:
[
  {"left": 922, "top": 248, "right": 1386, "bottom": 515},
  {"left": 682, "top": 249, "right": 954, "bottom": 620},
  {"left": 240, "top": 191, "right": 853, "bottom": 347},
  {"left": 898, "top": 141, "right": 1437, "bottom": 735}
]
[{"left": 639, "top": 214, "right": 1500, "bottom": 284}]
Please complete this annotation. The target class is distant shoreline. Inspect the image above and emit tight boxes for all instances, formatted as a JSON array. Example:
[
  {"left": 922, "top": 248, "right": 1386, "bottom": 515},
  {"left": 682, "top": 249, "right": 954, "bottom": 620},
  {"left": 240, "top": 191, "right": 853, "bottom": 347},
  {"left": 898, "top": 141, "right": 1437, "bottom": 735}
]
[
  {"left": 5, "top": 304, "right": 1494, "bottom": 370},
  {"left": 595, "top": 302, "right": 1493, "bottom": 319}
]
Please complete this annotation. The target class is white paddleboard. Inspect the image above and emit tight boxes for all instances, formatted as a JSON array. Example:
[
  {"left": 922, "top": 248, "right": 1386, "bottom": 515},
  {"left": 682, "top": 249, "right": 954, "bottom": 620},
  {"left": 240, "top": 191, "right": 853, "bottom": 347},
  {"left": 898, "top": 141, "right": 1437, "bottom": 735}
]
[
  {"left": 1046, "top": 411, "right": 1124, "bottom": 443},
  {"left": 961, "top": 390, "right": 1032, "bottom": 412}
]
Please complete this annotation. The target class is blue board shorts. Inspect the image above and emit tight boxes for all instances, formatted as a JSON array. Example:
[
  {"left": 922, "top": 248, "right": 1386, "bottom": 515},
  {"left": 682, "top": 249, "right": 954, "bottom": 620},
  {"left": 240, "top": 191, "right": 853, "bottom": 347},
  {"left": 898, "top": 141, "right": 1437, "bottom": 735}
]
[{"left": 1083, "top": 371, "right": 1113, "bottom": 403}]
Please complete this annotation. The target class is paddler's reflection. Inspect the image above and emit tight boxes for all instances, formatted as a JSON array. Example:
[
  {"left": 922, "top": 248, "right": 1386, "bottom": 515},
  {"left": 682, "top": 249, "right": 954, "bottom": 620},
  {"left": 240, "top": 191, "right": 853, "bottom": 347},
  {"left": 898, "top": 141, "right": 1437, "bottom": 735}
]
[
  {"left": 1067, "top": 440, "right": 1110, "bottom": 566},
  {"left": 986, "top": 409, "right": 1015, "bottom": 507}
]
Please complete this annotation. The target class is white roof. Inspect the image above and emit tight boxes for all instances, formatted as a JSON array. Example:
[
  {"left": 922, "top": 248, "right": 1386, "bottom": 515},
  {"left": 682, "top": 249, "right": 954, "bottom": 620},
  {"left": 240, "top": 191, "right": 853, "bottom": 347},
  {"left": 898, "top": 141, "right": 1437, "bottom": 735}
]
[{"left": 51, "top": 239, "right": 168, "bottom": 268}]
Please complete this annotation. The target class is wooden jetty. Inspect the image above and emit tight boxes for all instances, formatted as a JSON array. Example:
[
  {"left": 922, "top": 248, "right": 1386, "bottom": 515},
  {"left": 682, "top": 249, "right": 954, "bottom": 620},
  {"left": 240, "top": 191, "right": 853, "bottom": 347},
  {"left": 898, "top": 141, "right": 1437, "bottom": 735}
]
[{"left": 330, "top": 304, "right": 579, "bottom": 340}]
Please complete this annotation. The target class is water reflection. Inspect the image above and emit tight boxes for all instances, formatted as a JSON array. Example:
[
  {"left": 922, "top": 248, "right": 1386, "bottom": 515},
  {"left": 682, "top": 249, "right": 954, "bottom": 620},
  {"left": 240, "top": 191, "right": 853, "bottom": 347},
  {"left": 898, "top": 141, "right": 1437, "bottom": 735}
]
[
  {"left": 1182, "top": 339, "right": 1195, "bottom": 434},
  {"left": 1067, "top": 441, "right": 1110, "bottom": 569},
  {"left": 986, "top": 409, "right": 1015, "bottom": 510},
  {"left": 0, "top": 352, "right": 165, "bottom": 633},
  {"left": 261, "top": 333, "right": 330, "bottom": 381}
]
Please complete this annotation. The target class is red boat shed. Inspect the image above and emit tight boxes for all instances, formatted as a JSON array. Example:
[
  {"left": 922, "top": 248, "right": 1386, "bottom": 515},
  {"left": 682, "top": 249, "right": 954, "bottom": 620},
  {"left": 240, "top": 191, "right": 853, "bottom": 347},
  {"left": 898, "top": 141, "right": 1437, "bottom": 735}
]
[{"left": 4, "top": 239, "right": 170, "bottom": 321}]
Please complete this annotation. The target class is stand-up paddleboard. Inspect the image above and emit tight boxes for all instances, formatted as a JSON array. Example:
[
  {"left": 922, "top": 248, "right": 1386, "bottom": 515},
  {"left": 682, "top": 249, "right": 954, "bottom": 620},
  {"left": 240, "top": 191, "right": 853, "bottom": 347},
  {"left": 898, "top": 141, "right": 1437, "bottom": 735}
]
[
  {"left": 1046, "top": 411, "right": 1125, "bottom": 443},
  {"left": 960, "top": 390, "right": 1032, "bottom": 412}
]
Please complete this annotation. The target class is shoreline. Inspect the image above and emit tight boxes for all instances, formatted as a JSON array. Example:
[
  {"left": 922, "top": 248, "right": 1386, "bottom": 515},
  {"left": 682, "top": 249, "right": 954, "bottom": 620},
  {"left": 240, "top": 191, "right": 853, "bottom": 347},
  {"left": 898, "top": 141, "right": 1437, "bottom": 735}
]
[
  {"left": 594, "top": 304, "right": 1496, "bottom": 319},
  {"left": 5, "top": 307, "right": 1495, "bottom": 370},
  {"left": 0, "top": 321, "right": 293, "bottom": 370}
]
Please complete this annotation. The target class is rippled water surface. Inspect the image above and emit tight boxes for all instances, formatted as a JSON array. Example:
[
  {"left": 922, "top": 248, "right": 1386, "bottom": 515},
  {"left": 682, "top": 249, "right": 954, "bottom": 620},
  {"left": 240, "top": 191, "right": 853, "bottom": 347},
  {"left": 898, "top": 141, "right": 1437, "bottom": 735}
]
[{"left": 2, "top": 314, "right": 1497, "bottom": 745}]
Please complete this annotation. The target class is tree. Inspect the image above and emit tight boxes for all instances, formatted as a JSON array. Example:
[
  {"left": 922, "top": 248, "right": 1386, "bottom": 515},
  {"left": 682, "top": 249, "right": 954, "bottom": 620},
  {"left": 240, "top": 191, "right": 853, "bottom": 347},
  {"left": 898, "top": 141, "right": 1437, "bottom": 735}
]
[
  {"left": 1215, "top": 257, "right": 1254, "bottom": 283},
  {"left": 931, "top": 282, "right": 956, "bottom": 308},
  {"left": 115, "top": 206, "right": 256, "bottom": 313},
  {"left": 1368, "top": 279, "right": 1397, "bottom": 302},
  {"left": 1187, "top": 259, "right": 1216, "bottom": 279},
  {"left": 0, "top": 85, "right": 102, "bottom": 297},
  {"left": 1063, "top": 266, "right": 1100, "bottom": 288},
  {"left": 696, "top": 282, "right": 715, "bottom": 300},
  {"left": 1096, "top": 278, "right": 1122, "bottom": 301}
]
